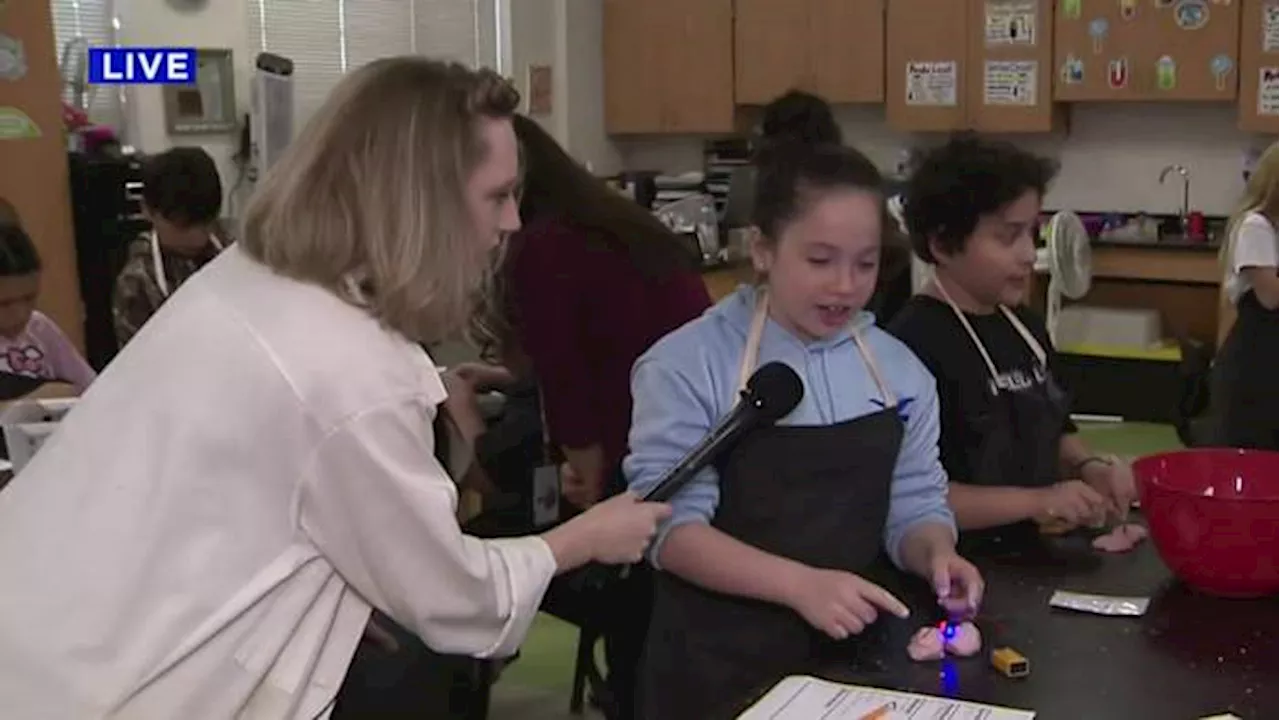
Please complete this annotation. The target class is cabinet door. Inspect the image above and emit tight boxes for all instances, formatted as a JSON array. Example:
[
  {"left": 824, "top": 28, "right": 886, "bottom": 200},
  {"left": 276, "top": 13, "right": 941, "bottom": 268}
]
[
  {"left": 735, "top": 0, "right": 812, "bottom": 105},
  {"left": 1239, "top": 0, "right": 1279, "bottom": 132},
  {"left": 886, "top": 0, "right": 968, "bottom": 131},
  {"left": 967, "top": 0, "right": 1055, "bottom": 132},
  {"left": 660, "top": 0, "right": 735, "bottom": 132},
  {"left": 810, "top": 0, "right": 886, "bottom": 103},
  {"left": 1054, "top": 0, "right": 1241, "bottom": 101},
  {"left": 603, "top": 0, "right": 667, "bottom": 133},
  {"left": 603, "top": 0, "right": 735, "bottom": 134}
]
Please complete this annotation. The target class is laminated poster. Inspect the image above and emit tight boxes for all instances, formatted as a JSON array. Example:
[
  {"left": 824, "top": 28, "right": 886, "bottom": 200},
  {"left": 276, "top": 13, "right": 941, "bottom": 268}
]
[
  {"left": 985, "top": 60, "right": 1038, "bottom": 106},
  {"left": 1264, "top": 3, "right": 1279, "bottom": 53},
  {"left": 985, "top": 0, "right": 1037, "bottom": 46},
  {"left": 906, "top": 61, "right": 958, "bottom": 107},
  {"left": 1259, "top": 67, "right": 1279, "bottom": 116}
]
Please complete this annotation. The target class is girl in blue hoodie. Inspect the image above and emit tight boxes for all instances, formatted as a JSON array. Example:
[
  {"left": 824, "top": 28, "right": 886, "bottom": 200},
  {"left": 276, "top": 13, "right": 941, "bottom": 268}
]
[{"left": 625, "top": 143, "right": 983, "bottom": 720}]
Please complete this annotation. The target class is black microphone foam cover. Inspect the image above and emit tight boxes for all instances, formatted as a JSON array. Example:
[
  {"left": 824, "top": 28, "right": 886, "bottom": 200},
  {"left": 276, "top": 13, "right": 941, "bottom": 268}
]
[{"left": 744, "top": 361, "right": 804, "bottom": 423}]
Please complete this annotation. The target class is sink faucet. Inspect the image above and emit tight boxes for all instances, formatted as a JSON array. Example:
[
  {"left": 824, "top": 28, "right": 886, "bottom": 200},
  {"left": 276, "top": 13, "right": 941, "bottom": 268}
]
[{"left": 1159, "top": 164, "right": 1192, "bottom": 232}]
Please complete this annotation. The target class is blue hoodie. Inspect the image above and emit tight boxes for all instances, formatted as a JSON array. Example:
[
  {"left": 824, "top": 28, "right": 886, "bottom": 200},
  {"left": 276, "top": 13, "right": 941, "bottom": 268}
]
[{"left": 624, "top": 284, "right": 955, "bottom": 569}]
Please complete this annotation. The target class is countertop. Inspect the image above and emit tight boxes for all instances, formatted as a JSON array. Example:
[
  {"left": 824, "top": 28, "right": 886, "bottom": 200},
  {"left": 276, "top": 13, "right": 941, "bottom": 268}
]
[
  {"left": 734, "top": 532, "right": 1277, "bottom": 720},
  {"left": 698, "top": 258, "right": 750, "bottom": 275},
  {"left": 1093, "top": 237, "right": 1220, "bottom": 253}
]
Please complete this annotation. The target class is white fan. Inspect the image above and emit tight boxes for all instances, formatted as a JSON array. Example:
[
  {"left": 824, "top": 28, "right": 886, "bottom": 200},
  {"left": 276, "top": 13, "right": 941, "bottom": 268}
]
[{"left": 1036, "top": 211, "right": 1092, "bottom": 345}]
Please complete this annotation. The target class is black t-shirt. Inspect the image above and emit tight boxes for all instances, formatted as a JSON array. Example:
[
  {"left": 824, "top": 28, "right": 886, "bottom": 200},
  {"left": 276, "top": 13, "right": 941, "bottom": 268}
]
[{"left": 887, "top": 295, "right": 1076, "bottom": 486}]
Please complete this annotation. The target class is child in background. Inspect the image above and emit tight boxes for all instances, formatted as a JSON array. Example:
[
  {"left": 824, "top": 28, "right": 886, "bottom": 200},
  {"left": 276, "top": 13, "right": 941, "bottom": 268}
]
[
  {"left": 0, "top": 223, "right": 95, "bottom": 394},
  {"left": 112, "top": 147, "right": 228, "bottom": 347},
  {"left": 888, "top": 136, "right": 1131, "bottom": 536}
]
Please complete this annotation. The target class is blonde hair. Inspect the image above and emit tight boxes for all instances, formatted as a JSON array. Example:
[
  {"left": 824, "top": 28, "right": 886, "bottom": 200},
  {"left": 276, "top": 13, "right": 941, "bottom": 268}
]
[
  {"left": 239, "top": 57, "right": 520, "bottom": 345},
  {"left": 465, "top": 248, "right": 514, "bottom": 364},
  {"left": 1223, "top": 142, "right": 1279, "bottom": 269}
]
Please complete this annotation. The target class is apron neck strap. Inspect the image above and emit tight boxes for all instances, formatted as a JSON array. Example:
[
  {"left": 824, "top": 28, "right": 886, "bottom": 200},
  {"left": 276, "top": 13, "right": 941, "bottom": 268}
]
[
  {"left": 736, "top": 290, "right": 896, "bottom": 407},
  {"left": 930, "top": 279, "right": 1048, "bottom": 386},
  {"left": 150, "top": 230, "right": 223, "bottom": 299},
  {"left": 149, "top": 231, "right": 170, "bottom": 298}
]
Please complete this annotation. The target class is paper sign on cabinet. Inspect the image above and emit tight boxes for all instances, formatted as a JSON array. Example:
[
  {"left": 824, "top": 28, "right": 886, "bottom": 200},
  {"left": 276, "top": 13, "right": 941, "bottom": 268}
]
[
  {"left": 985, "top": 0, "right": 1037, "bottom": 46},
  {"left": 1259, "top": 67, "right": 1280, "bottom": 115},
  {"left": 984, "top": 60, "right": 1038, "bottom": 105},
  {"left": 906, "top": 61, "right": 958, "bottom": 106}
]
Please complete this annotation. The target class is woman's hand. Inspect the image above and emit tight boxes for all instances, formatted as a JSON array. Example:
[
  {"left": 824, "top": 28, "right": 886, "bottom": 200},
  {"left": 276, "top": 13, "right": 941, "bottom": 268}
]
[
  {"left": 786, "top": 567, "right": 909, "bottom": 640},
  {"left": 929, "top": 550, "right": 984, "bottom": 620},
  {"left": 451, "top": 361, "right": 517, "bottom": 393},
  {"left": 1081, "top": 457, "right": 1137, "bottom": 519},
  {"left": 541, "top": 492, "right": 672, "bottom": 570}
]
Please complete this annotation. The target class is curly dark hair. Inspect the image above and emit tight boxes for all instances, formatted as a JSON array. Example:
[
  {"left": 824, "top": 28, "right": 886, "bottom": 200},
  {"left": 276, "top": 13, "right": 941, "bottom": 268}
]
[{"left": 903, "top": 134, "right": 1058, "bottom": 263}]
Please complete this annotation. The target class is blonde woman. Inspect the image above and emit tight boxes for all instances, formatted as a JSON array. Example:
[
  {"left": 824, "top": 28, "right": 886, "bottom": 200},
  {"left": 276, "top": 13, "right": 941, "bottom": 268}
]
[
  {"left": 0, "top": 58, "right": 669, "bottom": 718},
  {"left": 1212, "top": 142, "right": 1278, "bottom": 450}
]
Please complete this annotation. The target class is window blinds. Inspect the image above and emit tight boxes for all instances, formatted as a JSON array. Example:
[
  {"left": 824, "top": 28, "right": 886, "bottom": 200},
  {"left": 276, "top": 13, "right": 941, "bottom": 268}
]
[
  {"left": 248, "top": 0, "right": 344, "bottom": 134},
  {"left": 248, "top": 0, "right": 494, "bottom": 133},
  {"left": 48, "top": 0, "right": 122, "bottom": 127}
]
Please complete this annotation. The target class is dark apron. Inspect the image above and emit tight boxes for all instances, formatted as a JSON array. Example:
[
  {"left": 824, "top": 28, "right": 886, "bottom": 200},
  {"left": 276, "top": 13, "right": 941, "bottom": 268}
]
[
  {"left": 931, "top": 286, "right": 1070, "bottom": 545},
  {"left": 1212, "top": 289, "right": 1279, "bottom": 450},
  {"left": 638, "top": 294, "right": 905, "bottom": 720}
]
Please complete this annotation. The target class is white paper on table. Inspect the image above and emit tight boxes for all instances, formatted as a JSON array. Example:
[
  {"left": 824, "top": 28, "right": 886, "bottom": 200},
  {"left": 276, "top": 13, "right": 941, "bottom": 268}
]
[{"left": 736, "top": 676, "right": 1036, "bottom": 720}]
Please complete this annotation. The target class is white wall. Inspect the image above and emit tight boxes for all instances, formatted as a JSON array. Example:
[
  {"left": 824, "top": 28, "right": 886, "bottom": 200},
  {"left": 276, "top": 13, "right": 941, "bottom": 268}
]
[
  {"left": 115, "top": 0, "right": 251, "bottom": 210},
  {"left": 607, "top": 102, "right": 1264, "bottom": 216},
  {"left": 112, "top": 0, "right": 549, "bottom": 214},
  {"left": 507, "top": 0, "right": 564, "bottom": 140}
]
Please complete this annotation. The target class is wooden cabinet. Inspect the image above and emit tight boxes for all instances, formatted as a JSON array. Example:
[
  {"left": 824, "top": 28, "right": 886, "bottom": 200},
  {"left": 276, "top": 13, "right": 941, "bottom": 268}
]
[
  {"left": 735, "top": 0, "right": 885, "bottom": 105},
  {"left": 1238, "top": 0, "right": 1279, "bottom": 132},
  {"left": 967, "top": 0, "right": 1056, "bottom": 132},
  {"left": 1053, "top": 0, "right": 1241, "bottom": 101},
  {"left": 886, "top": 0, "right": 968, "bottom": 130},
  {"left": 887, "top": 0, "right": 1054, "bottom": 132},
  {"left": 603, "top": 0, "right": 736, "bottom": 134}
]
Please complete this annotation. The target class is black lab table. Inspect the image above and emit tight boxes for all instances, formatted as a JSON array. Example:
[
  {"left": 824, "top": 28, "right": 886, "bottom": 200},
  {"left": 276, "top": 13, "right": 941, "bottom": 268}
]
[{"left": 739, "top": 533, "right": 1277, "bottom": 720}]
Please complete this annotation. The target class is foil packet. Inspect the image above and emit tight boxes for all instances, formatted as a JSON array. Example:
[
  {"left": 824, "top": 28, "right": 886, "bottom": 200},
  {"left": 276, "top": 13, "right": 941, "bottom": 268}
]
[{"left": 1049, "top": 590, "right": 1150, "bottom": 616}]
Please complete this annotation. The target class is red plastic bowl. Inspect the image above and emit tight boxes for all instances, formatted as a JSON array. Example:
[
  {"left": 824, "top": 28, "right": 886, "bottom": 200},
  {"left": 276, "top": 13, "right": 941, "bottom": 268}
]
[{"left": 1134, "top": 449, "right": 1279, "bottom": 598}]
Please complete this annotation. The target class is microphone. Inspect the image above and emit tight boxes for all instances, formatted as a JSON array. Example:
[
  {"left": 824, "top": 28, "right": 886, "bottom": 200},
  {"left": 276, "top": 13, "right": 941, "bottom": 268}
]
[
  {"left": 642, "top": 361, "right": 804, "bottom": 503},
  {"left": 573, "top": 362, "right": 803, "bottom": 589}
]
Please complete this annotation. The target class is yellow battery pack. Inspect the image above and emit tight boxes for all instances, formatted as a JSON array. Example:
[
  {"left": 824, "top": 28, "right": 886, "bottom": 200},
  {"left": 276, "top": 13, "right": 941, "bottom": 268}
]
[{"left": 990, "top": 647, "right": 1030, "bottom": 678}]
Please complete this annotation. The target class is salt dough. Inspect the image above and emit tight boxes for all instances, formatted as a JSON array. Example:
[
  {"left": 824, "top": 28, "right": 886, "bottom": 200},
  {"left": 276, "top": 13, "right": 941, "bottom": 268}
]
[
  {"left": 906, "top": 622, "right": 982, "bottom": 661},
  {"left": 1092, "top": 523, "right": 1148, "bottom": 553},
  {"left": 906, "top": 626, "right": 945, "bottom": 661},
  {"left": 943, "top": 621, "right": 982, "bottom": 657}
]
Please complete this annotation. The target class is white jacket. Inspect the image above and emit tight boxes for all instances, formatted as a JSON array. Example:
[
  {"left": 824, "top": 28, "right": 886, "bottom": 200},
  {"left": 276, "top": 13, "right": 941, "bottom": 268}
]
[{"left": 0, "top": 246, "right": 556, "bottom": 719}]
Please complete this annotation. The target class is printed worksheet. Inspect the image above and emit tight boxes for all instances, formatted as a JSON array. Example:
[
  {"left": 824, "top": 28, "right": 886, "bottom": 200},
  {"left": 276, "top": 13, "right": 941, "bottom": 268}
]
[{"left": 737, "top": 676, "right": 1036, "bottom": 720}]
